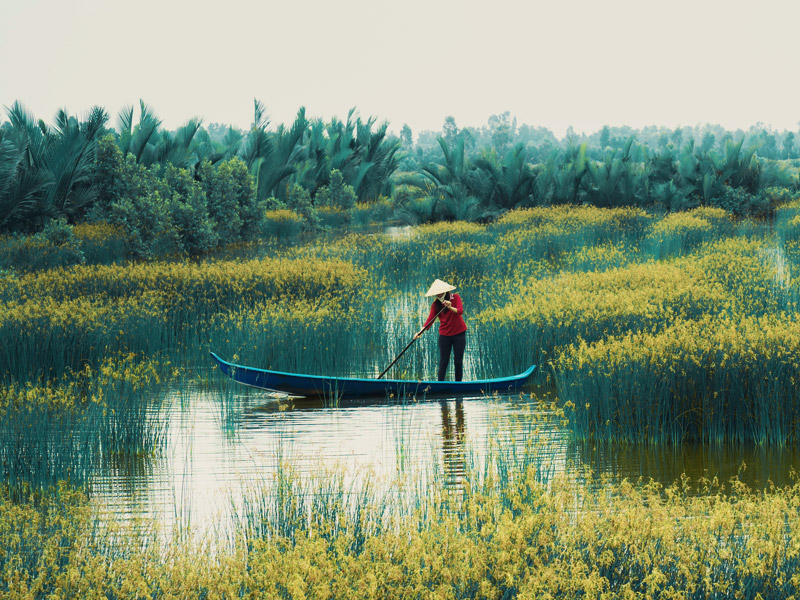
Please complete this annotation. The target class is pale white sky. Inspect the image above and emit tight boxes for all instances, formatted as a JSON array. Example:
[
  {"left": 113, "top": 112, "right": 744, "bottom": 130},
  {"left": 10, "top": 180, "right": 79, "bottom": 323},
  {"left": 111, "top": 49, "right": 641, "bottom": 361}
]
[{"left": 1, "top": 0, "right": 799, "bottom": 139}]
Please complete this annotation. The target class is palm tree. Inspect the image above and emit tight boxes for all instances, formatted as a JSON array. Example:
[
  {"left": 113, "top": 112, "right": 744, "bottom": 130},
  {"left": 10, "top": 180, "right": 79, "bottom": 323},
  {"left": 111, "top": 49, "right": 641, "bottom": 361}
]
[
  {"left": 474, "top": 143, "right": 537, "bottom": 211},
  {"left": 713, "top": 138, "right": 758, "bottom": 193},
  {"left": 673, "top": 140, "right": 701, "bottom": 201},
  {"left": 294, "top": 118, "right": 334, "bottom": 194},
  {"left": 399, "top": 137, "right": 489, "bottom": 221},
  {"left": 348, "top": 117, "right": 401, "bottom": 202},
  {"left": 291, "top": 109, "right": 401, "bottom": 205},
  {"left": 0, "top": 102, "right": 108, "bottom": 231},
  {"left": 536, "top": 143, "right": 590, "bottom": 205},
  {"left": 214, "top": 127, "right": 245, "bottom": 164},
  {"left": 116, "top": 100, "right": 162, "bottom": 166},
  {"left": 240, "top": 100, "right": 307, "bottom": 201},
  {"left": 677, "top": 138, "right": 759, "bottom": 204},
  {"left": 585, "top": 137, "right": 649, "bottom": 207},
  {"left": 46, "top": 105, "right": 109, "bottom": 218},
  {"left": 0, "top": 103, "right": 51, "bottom": 230},
  {"left": 298, "top": 109, "right": 361, "bottom": 196},
  {"left": 154, "top": 118, "right": 206, "bottom": 172}
]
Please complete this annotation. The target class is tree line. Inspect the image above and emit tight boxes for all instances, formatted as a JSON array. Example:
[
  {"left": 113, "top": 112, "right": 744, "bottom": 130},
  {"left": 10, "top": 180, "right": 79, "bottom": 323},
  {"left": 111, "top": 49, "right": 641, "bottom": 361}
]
[
  {"left": 1, "top": 100, "right": 798, "bottom": 244},
  {"left": 408, "top": 113, "right": 800, "bottom": 166}
]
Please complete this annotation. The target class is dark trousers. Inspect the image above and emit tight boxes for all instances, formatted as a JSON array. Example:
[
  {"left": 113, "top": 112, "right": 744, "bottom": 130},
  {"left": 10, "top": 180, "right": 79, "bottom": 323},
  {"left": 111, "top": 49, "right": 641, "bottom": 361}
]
[{"left": 438, "top": 331, "right": 466, "bottom": 381}]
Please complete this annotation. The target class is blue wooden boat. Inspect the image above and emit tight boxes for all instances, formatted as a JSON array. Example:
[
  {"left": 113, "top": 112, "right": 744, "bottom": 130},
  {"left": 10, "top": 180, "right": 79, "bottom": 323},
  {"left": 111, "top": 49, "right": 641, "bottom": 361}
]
[{"left": 210, "top": 352, "right": 536, "bottom": 399}]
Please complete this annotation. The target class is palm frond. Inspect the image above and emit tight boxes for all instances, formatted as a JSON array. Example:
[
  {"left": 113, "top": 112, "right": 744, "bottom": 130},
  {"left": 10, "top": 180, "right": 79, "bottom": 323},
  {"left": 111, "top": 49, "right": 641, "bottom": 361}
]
[
  {"left": 84, "top": 106, "right": 110, "bottom": 139},
  {"left": 6, "top": 101, "right": 38, "bottom": 134},
  {"left": 53, "top": 108, "right": 72, "bottom": 138},
  {"left": 252, "top": 99, "right": 270, "bottom": 132}
]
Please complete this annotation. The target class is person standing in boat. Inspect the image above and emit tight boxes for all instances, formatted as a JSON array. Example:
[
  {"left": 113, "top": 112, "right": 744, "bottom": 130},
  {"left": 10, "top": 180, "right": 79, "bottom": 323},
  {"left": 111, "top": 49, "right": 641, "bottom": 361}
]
[{"left": 414, "top": 279, "right": 467, "bottom": 381}]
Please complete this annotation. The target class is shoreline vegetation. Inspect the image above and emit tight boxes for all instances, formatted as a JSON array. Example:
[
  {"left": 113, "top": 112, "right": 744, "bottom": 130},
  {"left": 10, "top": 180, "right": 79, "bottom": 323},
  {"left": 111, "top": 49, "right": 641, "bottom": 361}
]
[
  {"left": 5, "top": 460, "right": 800, "bottom": 598},
  {"left": 4, "top": 102, "right": 800, "bottom": 596}
]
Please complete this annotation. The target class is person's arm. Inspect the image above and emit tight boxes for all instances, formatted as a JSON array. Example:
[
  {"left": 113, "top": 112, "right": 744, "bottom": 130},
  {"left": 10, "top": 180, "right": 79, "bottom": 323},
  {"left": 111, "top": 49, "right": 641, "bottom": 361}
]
[
  {"left": 449, "top": 294, "right": 464, "bottom": 316},
  {"left": 414, "top": 302, "right": 438, "bottom": 339}
]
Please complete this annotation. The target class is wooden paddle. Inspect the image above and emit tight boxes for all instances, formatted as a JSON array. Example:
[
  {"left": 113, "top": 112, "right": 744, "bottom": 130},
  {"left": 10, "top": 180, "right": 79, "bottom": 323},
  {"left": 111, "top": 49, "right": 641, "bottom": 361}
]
[{"left": 377, "top": 301, "right": 449, "bottom": 379}]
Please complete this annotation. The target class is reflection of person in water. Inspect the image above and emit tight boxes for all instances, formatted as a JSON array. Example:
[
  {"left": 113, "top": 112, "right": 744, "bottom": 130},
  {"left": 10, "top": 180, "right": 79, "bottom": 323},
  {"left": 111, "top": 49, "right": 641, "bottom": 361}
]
[{"left": 440, "top": 400, "right": 466, "bottom": 487}]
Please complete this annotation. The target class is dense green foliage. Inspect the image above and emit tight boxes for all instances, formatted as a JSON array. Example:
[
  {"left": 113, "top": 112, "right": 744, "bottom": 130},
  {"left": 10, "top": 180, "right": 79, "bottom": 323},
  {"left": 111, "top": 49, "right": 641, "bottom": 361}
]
[
  {"left": 2, "top": 100, "right": 799, "bottom": 250},
  {"left": 0, "top": 100, "right": 402, "bottom": 248}
]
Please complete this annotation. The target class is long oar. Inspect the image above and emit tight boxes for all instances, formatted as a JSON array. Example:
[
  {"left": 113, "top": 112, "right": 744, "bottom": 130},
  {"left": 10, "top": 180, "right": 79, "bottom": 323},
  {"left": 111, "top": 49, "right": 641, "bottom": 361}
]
[{"left": 377, "top": 302, "right": 448, "bottom": 379}]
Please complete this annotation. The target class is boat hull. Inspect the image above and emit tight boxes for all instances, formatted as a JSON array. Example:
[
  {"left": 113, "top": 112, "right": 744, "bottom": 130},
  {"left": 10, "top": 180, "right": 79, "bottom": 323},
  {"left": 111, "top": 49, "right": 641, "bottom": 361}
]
[{"left": 210, "top": 352, "right": 536, "bottom": 399}]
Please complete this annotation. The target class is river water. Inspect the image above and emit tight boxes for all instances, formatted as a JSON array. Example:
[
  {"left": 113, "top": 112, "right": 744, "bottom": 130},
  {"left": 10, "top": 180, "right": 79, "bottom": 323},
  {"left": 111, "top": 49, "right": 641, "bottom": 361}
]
[{"left": 90, "top": 377, "right": 800, "bottom": 538}]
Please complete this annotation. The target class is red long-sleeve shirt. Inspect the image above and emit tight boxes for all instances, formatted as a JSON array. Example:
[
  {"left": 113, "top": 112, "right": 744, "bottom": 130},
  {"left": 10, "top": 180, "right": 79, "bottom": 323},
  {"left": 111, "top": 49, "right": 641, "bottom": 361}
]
[{"left": 422, "top": 293, "right": 467, "bottom": 336}]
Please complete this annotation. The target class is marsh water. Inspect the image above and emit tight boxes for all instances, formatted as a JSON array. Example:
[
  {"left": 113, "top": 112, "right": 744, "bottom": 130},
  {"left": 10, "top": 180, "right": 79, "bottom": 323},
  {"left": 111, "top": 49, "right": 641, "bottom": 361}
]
[{"left": 90, "top": 370, "right": 800, "bottom": 537}]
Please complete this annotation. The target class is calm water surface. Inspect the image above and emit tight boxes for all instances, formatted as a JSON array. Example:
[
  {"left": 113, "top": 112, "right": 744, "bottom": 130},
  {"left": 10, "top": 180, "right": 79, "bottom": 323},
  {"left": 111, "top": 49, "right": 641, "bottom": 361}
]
[{"left": 91, "top": 377, "right": 800, "bottom": 536}]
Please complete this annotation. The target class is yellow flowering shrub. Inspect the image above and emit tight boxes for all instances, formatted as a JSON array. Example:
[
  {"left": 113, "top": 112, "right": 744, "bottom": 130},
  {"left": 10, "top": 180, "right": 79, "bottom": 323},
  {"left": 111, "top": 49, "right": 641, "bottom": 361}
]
[
  {"left": 492, "top": 206, "right": 652, "bottom": 269},
  {"left": 477, "top": 260, "right": 728, "bottom": 342},
  {"left": 415, "top": 220, "right": 488, "bottom": 242},
  {"left": 563, "top": 242, "right": 634, "bottom": 272},
  {"left": 646, "top": 212, "right": 713, "bottom": 257},
  {"left": 4, "top": 469, "right": 800, "bottom": 598},
  {"left": 687, "top": 205, "right": 731, "bottom": 226},
  {"left": 693, "top": 237, "right": 788, "bottom": 315},
  {"left": 0, "top": 353, "right": 168, "bottom": 415},
  {"left": 649, "top": 212, "right": 712, "bottom": 237},
  {"left": 778, "top": 214, "right": 800, "bottom": 246},
  {"left": 72, "top": 222, "right": 126, "bottom": 243},
  {"left": 557, "top": 314, "right": 800, "bottom": 444},
  {"left": 495, "top": 205, "right": 652, "bottom": 232},
  {"left": 264, "top": 209, "right": 304, "bottom": 224},
  {"left": 13, "top": 255, "right": 369, "bottom": 307},
  {"left": 775, "top": 198, "right": 800, "bottom": 220}
]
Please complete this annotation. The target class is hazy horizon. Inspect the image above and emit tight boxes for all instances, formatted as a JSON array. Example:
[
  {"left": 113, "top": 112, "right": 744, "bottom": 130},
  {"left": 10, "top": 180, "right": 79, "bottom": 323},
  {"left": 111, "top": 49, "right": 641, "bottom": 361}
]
[{"left": 2, "top": 0, "right": 799, "bottom": 139}]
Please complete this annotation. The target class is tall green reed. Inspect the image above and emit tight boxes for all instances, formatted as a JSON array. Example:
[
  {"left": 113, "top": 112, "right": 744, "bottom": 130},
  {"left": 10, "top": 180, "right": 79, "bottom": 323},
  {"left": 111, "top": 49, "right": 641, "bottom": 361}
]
[
  {"left": 0, "top": 356, "right": 172, "bottom": 499},
  {"left": 556, "top": 316, "right": 800, "bottom": 445}
]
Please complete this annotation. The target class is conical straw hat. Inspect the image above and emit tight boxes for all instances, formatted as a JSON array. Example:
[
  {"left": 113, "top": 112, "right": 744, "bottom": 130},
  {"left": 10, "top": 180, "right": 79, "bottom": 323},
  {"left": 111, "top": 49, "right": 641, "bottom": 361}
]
[{"left": 425, "top": 279, "right": 456, "bottom": 297}]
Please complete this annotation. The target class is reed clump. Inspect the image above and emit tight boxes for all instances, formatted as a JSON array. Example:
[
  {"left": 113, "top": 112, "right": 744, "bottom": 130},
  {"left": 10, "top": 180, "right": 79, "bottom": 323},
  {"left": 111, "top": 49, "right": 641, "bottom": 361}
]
[
  {"left": 1, "top": 254, "right": 373, "bottom": 382},
  {"left": 0, "top": 354, "right": 173, "bottom": 497},
  {"left": 693, "top": 237, "right": 790, "bottom": 317},
  {"left": 489, "top": 207, "right": 650, "bottom": 275},
  {"left": 72, "top": 222, "right": 129, "bottom": 264},
  {"left": 645, "top": 211, "right": 714, "bottom": 258},
  {"left": 557, "top": 314, "right": 800, "bottom": 445},
  {"left": 414, "top": 221, "right": 490, "bottom": 244},
  {"left": 13, "top": 255, "right": 367, "bottom": 306},
  {"left": 262, "top": 209, "right": 304, "bottom": 240},
  {"left": 562, "top": 241, "right": 636, "bottom": 273},
  {"left": 207, "top": 301, "right": 385, "bottom": 375},
  {"left": 473, "top": 259, "right": 730, "bottom": 374},
  {"left": 494, "top": 205, "right": 653, "bottom": 236}
]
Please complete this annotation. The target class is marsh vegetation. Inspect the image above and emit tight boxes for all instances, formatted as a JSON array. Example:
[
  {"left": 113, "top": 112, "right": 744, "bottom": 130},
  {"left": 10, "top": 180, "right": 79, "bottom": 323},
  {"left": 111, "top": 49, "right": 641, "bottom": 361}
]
[
  {"left": 4, "top": 101, "right": 800, "bottom": 596},
  {"left": 3, "top": 200, "right": 800, "bottom": 595}
]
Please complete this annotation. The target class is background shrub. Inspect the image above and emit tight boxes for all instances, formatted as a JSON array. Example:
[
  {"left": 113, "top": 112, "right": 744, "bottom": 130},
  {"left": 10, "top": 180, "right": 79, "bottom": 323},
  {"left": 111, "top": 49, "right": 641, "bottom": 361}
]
[
  {"left": 262, "top": 209, "right": 304, "bottom": 240},
  {"left": 0, "top": 219, "right": 85, "bottom": 272}
]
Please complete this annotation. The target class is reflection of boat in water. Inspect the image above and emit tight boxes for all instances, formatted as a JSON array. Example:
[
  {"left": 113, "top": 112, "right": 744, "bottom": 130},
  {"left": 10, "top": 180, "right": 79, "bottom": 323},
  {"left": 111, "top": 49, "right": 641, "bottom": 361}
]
[{"left": 210, "top": 352, "right": 536, "bottom": 400}]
